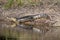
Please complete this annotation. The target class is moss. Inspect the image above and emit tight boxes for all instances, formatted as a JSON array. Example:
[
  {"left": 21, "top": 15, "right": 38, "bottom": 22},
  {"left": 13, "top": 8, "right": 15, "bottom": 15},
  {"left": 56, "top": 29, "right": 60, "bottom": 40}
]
[
  {"left": 3, "top": 0, "right": 14, "bottom": 9},
  {"left": 16, "top": 0, "right": 24, "bottom": 7},
  {"left": 3, "top": 0, "right": 42, "bottom": 9}
]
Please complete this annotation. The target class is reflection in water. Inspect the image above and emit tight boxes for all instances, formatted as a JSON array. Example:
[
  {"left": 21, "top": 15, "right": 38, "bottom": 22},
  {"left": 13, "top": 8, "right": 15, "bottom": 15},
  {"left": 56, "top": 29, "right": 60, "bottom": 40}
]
[{"left": 0, "top": 21, "right": 42, "bottom": 40}]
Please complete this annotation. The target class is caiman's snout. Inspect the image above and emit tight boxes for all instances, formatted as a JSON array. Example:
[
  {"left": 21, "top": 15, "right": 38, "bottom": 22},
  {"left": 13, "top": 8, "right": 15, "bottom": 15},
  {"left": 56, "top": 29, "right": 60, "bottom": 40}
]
[{"left": 6, "top": 17, "right": 19, "bottom": 27}]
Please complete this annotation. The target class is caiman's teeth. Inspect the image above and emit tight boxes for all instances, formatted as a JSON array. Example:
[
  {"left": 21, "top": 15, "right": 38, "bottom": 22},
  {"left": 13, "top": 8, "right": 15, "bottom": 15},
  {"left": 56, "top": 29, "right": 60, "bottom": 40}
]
[
  {"left": 18, "top": 19, "right": 26, "bottom": 22},
  {"left": 18, "top": 19, "right": 26, "bottom": 21},
  {"left": 17, "top": 19, "right": 22, "bottom": 22},
  {"left": 33, "top": 15, "right": 41, "bottom": 19}
]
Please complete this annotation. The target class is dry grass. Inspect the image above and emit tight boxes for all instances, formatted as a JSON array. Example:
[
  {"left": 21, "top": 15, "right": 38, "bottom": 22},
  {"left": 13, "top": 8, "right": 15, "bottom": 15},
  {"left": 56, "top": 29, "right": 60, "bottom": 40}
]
[
  {"left": 2, "top": 0, "right": 41, "bottom": 9},
  {"left": 0, "top": 0, "right": 59, "bottom": 9}
]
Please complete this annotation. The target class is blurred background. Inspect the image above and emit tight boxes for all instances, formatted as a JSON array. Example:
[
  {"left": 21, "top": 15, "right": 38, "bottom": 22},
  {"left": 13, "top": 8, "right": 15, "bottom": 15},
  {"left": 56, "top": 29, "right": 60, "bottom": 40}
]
[{"left": 0, "top": 0, "right": 60, "bottom": 40}]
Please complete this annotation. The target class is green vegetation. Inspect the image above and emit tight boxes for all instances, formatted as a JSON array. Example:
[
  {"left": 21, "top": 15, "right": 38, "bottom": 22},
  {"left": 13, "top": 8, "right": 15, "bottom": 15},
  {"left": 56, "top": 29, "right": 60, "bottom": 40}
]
[
  {"left": 1, "top": 0, "right": 60, "bottom": 9},
  {"left": 3, "top": 0, "right": 24, "bottom": 9},
  {"left": 3, "top": 0, "right": 42, "bottom": 9},
  {"left": 4, "top": 0, "right": 14, "bottom": 9},
  {"left": 16, "top": 0, "right": 24, "bottom": 7}
]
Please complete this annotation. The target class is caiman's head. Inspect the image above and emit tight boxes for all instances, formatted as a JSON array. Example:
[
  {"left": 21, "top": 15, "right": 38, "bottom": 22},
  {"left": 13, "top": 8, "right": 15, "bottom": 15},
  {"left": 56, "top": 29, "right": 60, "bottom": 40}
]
[{"left": 6, "top": 17, "right": 19, "bottom": 27}]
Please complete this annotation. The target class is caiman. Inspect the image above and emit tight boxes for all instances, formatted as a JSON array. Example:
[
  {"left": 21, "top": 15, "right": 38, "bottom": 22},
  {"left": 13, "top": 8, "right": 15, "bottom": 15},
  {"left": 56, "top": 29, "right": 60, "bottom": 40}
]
[{"left": 0, "top": 13, "right": 56, "bottom": 33}]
